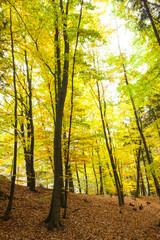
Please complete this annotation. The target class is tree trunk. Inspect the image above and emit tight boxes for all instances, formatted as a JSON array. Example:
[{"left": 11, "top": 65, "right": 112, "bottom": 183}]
[
  {"left": 96, "top": 147, "right": 104, "bottom": 195},
  {"left": 135, "top": 141, "right": 141, "bottom": 198},
  {"left": 92, "top": 157, "right": 99, "bottom": 195},
  {"left": 20, "top": 109, "right": 31, "bottom": 186},
  {"left": 63, "top": 0, "right": 83, "bottom": 218},
  {"left": 140, "top": 171, "right": 146, "bottom": 196},
  {"left": 99, "top": 163, "right": 104, "bottom": 195},
  {"left": 142, "top": 152, "right": 151, "bottom": 196},
  {"left": 123, "top": 64, "right": 160, "bottom": 197},
  {"left": 3, "top": 8, "right": 18, "bottom": 221},
  {"left": 96, "top": 80, "right": 124, "bottom": 206},
  {"left": 68, "top": 164, "right": 74, "bottom": 192},
  {"left": 46, "top": 104, "right": 64, "bottom": 229},
  {"left": 84, "top": 162, "right": 88, "bottom": 195},
  {"left": 142, "top": 0, "right": 160, "bottom": 46},
  {"left": 75, "top": 163, "right": 81, "bottom": 194},
  {"left": 25, "top": 51, "right": 35, "bottom": 191},
  {"left": 46, "top": 0, "right": 70, "bottom": 229}
]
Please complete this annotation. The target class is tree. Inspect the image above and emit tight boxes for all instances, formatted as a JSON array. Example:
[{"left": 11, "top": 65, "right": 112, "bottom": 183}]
[
  {"left": 141, "top": 0, "right": 160, "bottom": 46},
  {"left": 63, "top": 0, "right": 83, "bottom": 218},
  {"left": 45, "top": 0, "right": 70, "bottom": 229},
  {"left": 3, "top": 8, "right": 18, "bottom": 221},
  {"left": 23, "top": 50, "right": 35, "bottom": 191},
  {"left": 96, "top": 78, "right": 124, "bottom": 206},
  {"left": 122, "top": 63, "right": 160, "bottom": 197},
  {"left": 135, "top": 140, "right": 141, "bottom": 197}
]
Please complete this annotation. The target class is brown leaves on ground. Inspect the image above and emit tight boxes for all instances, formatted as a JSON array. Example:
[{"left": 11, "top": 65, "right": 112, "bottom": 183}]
[{"left": 0, "top": 181, "right": 160, "bottom": 240}]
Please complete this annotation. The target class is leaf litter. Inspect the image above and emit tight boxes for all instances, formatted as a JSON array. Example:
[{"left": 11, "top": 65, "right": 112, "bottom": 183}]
[{"left": 0, "top": 180, "right": 160, "bottom": 240}]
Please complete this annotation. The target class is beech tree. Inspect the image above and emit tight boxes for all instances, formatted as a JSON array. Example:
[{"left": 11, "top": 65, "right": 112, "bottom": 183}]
[
  {"left": 3, "top": 8, "right": 18, "bottom": 221},
  {"left": 96, "top": 79, "right": 124, "bottom": 206},
  {"left": 20, "top": 51, "right": 36, "bottom": 191}
]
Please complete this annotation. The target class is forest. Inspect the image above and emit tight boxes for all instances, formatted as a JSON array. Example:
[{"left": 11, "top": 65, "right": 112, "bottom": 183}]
[{"left": 0, "top": 0, "right": 160, "bottom": 239}]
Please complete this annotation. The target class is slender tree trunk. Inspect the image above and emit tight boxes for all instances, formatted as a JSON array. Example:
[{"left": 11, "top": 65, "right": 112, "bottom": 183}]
[
  {"left": 142, "top": 0, "right": 160, "bottom": 46},
  {"left": 84, "top": 162, "right": 88, "bottom": 195},
  {"left": 25, "top": 51, "right": 35, "bottom": 191},
  {"left": 20, "top": 109, "right": 31, "bottom": 186},
  {"left": 96, "top": 147, "right": 104, "bottom": 195},
  {"left": 75, "top": 163, "right": 81, "bottom": 194},
  {"left": 3, "top": 8, "right": 18, "bottom": 221},
  {"left": 92, "top": 155, "right": 99, "bottom": 195},
  {"left": 99, "top": 163, "right": 104, "bottom": 195},
  {"left": 140, "top": 171, "right": 146, "bottom": 196},
  {"left": 63, "top": 131, "right": 69, "bottom": 218},
  {"left": 142, "top": 151, "right": 151, "bottom": 196},
  {"left": 115, "top": 19, "right": 160, "bottom": 196},
  {"left": 123, "top": 64, "right": 160, "bottom": 197},
  {"left": 96, "top": 80, "right": 124, "bottom": 206},
  {"left": 68, "top": 164, "right": 74, "bottom": 192},
  {"left": 101, "top": 81, "right": 123, "bottom": 199},
  {"left": 26, "top": 114, "right": 31, "bottom": 187},
  {"left": 135, "top": 141, "right": 141, "bottom": 198}
]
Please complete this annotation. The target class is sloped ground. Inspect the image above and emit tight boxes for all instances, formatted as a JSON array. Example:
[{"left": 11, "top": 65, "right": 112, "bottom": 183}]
[{"left": 0, "top": 180, "right": 160, "bottom": 240}]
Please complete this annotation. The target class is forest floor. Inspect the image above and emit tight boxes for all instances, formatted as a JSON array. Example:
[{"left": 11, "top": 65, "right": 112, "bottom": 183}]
[{"left": 0, "top": 180, "right": 160, "bottom": 240}]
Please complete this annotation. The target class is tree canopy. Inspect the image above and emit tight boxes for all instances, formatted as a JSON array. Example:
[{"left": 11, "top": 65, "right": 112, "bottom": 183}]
[{"left": 0, "top": 0, "right": 160, "bottom": 229}]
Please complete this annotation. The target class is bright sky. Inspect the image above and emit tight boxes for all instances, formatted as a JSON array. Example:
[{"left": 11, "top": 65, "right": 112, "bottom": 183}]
[
  {"left": 95, "top": 4, "right": 134, "bottom": 102},
  {"left": 100, "top": 10, "right": 133, "bottom": 56}
]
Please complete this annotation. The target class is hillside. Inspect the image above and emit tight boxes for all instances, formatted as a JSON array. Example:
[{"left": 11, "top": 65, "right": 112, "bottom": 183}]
[{"left": 0, "top": 180, "right": 160, "bottom": 240}]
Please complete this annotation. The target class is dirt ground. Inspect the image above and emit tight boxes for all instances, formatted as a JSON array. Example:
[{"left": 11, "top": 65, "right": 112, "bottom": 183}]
[{"left": 0, "top": 180, "right": 160, "bottom": 240}]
